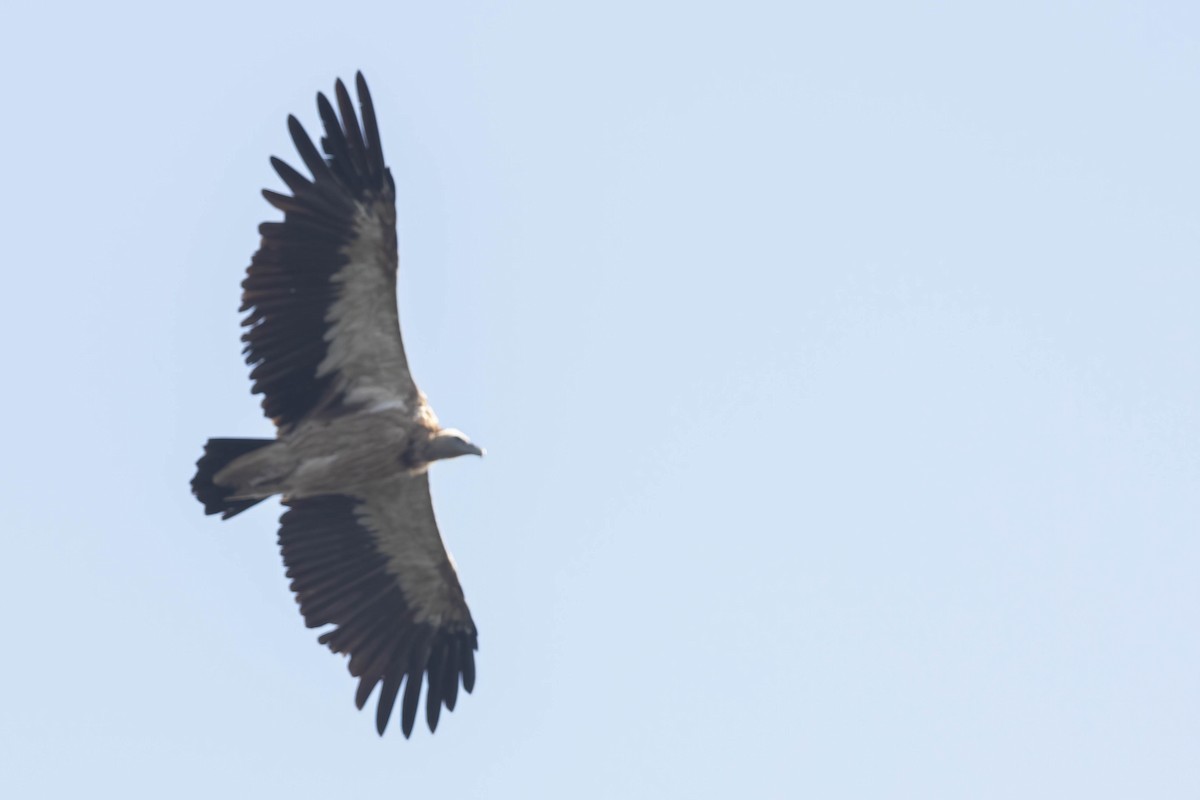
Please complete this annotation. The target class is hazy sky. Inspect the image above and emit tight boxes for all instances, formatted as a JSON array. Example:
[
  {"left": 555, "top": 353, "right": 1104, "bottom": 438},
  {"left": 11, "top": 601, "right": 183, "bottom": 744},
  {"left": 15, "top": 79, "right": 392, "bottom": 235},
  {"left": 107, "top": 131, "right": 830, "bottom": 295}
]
[{"left": 2, "top": 1, "right": 1197, "bottom": 797}]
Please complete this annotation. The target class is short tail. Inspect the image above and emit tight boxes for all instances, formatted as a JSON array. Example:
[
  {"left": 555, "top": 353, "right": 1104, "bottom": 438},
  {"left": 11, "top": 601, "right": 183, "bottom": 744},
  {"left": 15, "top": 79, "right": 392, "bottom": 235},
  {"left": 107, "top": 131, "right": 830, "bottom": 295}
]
[{"left": 192, "top": 438, "right": 274, "bottom": 519}]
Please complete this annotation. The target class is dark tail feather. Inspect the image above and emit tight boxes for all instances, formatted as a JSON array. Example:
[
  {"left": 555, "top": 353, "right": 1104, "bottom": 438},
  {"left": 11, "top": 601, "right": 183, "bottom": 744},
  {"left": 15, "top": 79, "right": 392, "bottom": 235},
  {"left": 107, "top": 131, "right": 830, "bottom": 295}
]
[{"left": 192, "top": 438, "right": 274, "bottom": 519}]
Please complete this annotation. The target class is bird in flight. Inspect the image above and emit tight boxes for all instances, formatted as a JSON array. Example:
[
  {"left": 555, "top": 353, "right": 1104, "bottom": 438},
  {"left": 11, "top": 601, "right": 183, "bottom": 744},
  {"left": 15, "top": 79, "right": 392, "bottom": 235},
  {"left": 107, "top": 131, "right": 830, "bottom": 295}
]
[{"left": 191, "top": 73, "right": 483, "bottom": 738}]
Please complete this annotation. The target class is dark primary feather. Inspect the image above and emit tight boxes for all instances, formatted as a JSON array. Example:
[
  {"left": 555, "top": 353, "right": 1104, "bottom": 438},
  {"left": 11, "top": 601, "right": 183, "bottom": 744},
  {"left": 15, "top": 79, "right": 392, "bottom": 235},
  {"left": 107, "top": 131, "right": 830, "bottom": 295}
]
[
  {"left": 335, "top": 80, "right": 369, "bottom": 176},
  {"left": 356, "top": 73, "right": 387, "bottom": 179},
  {"left": 279, "top": 484, "right": 478, "bottom": 737},
  {"left": 239, "top": 72, "right": 397, "bottom": 432}
]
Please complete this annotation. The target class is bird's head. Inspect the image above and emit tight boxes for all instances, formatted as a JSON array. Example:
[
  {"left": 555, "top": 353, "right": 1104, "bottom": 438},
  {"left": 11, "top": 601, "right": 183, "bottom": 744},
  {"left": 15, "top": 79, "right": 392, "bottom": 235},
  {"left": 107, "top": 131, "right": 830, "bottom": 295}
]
[{"left": 425, "top": 428, "right": 485, "bottom": 462}]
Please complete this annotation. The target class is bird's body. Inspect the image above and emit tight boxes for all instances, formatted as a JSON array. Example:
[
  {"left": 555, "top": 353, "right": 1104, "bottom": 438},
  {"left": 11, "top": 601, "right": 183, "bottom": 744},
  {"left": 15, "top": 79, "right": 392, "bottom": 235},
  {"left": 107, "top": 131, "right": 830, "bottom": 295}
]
[
  {"left": 192, "top": 73, "right": 482, "bottom": 738},
  {"left": 216, "top": 404, "right": 441, "bottom": 499}
]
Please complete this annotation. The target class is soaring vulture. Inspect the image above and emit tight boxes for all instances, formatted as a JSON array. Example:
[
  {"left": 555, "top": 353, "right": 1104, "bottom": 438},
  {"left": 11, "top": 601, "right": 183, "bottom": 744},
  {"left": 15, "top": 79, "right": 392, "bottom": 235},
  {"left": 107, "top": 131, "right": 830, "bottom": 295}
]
[{"left": 191, "top": 73, "right": 483, "bottom": 738}]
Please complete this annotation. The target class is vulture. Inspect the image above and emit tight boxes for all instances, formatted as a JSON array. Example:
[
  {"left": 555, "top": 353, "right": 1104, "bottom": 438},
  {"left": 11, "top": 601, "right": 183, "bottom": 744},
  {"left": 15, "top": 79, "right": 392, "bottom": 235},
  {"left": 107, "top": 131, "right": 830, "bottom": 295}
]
[{"left": 191, "top": 73, "right": 483, "bottom": 738}]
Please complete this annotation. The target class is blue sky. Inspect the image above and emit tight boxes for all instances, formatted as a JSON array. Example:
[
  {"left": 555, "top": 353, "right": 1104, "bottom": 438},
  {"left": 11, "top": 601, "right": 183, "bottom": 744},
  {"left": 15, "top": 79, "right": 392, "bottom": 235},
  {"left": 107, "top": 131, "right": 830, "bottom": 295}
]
[{"left": 2, "top": 1, "right": 1198, "bottom": 797}]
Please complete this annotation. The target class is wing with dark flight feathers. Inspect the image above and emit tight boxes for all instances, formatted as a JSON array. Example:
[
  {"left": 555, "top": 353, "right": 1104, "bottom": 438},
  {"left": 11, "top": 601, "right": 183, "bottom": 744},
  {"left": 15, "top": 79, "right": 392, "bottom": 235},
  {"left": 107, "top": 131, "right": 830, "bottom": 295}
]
[
  {"left": 241, "top": 73, "right": 418, "bottom": 432},
  {"left": 279, "top": 473, "right": 478, "bottom": 737}
]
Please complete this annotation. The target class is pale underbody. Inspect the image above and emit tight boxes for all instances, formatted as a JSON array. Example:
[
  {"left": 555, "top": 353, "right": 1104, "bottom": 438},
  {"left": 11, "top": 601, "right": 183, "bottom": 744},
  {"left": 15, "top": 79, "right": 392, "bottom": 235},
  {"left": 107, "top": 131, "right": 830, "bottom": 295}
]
[{"left": 215, "top": 407, "right": 432, "bottom": 501}]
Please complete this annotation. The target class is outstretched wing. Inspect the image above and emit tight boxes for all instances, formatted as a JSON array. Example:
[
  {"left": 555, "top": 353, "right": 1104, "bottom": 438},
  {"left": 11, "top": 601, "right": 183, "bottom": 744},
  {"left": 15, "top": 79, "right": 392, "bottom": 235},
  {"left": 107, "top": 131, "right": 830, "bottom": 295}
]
[
  {"left": 241, "top": 73, "right": 418, "bottom": 432},
  {"left": 279, "top": 474, "right": 478, "bottom": 737}
]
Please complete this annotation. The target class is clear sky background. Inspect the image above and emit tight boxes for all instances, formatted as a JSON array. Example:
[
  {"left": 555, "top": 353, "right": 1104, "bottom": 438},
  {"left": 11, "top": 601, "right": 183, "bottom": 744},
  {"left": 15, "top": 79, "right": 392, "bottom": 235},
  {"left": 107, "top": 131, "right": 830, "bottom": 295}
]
[{"left": 2, "top": 1, "right": 1197, "bottom": 797}]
